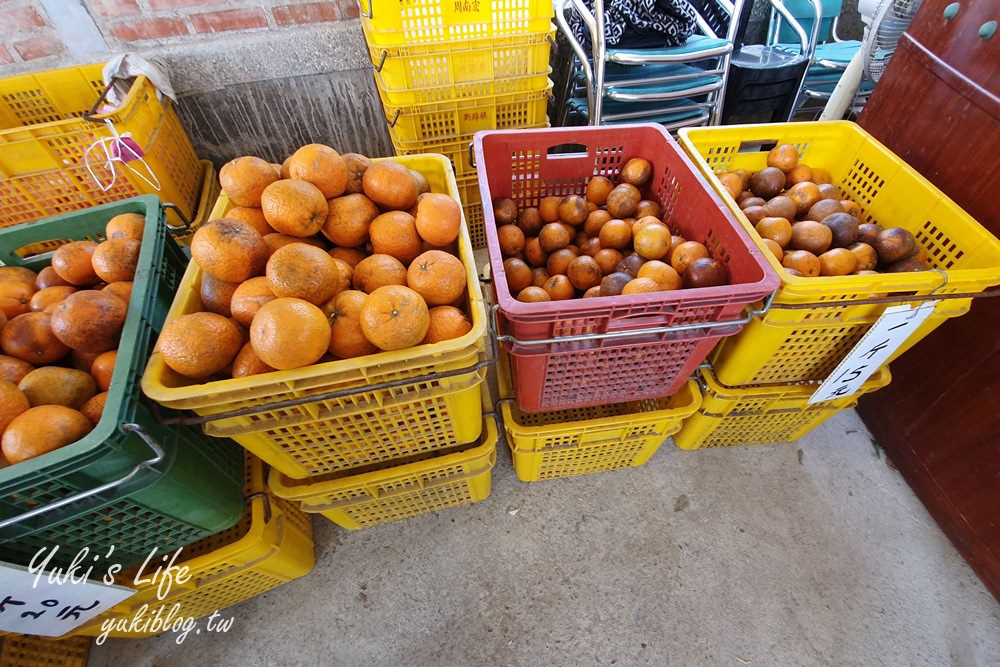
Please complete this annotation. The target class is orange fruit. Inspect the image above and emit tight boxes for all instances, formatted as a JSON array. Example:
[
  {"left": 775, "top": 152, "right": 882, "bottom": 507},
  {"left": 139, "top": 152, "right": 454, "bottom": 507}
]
[
  {"left": 594, "top": 248, "right": 623, "bottom": 275},
  {"left": 785, "top": 163, "right": 814, "bottom": 186},
  {"left": 782, "top": 249, "right": 821, "bottom": 277},
  {"left": 326, "top": 290, "right": 378, "bottom": 359},
  {"left": 717, "top": 172, "right": 744, "bottom": 200},
  {"left": 0, "top": 355, "right": 33, "bottom": 384},
  {"left": 1, "top": 405, "right": 92, "bottom": 464},
  {"left": 586, "top": 176, "right": 614, "bottom": 206},
  {"left": 1, "top": 311, "right": 70, "bottom": 364},
  {"left": 762, "top": 196, "right": 797, "bottom": 221},
  {"left": 805, "top": 198, "right": 844, "bottom": 222},
  {"left": 766, "top": 144, "right": 799, "bottom": 172},
  {"left": 632, "top": 221, "right": 671, "bottom": 259},
  {"left": 849, "top": 242, "right": 878, "bottom": 272},
  {"left": 91, "top": 237, "right": 141, "bottom": 283},
  {"left": 199, "top": 273, "right": 240, "bottom": 317},
  {"left": 230, "top": 341, "right": 276, "bottom": 378},
  {"left": 260, "top": 179, "right": 329, "bottom": 237},
  {"left": 359, "top": 285, "right": 429, "bottom": 351},
  {"left": 102, "top": 281, "right": 133, "bottom": 305},
  {"left": 542, "top": 273, "right": 575, "bottom": 300},
  {"left": 105, "top": 212, "right": 145, "bottom": 241},
  {"left": 157, "top": 312, "right": 244, "bottom": 379},
  {"left": 503, "top": 258, "right": 533, "bottom": 294},
  {"left": 90, "top": 350, "right": 117, "bottom": 392},
  {"left": 530, "top": 267, "right": 550, "bottom": 287},
  {"left": 229, "top": 276, "right": 276, "bottom": 328},
  {"left": 29, "top": 285, "right": 76, "bottom": 313},
  {"left": 818, "top": 247, "right": 858, "bottom": 276},
  {"left": 51, "top": 240, "right": 99, "bottom": 286},
  {"left": 352, "top": 253, "right": 408, "bottom": 293},
  {"left": 342, "top": 152, "right": 371, "bottom": 195},
  {"left": 754, "top": 217, "right": 793, "bottom": 248},
  {"left": 761, "top": 238, "right": 784, "bottom": 262},
  {"left": 35, "top": 266, "right": 71, "bottom": 290},
  {"left": 517, "top": 207, "right": 544, "bottom": 236},
  {"left": 369, "top": 210, "right": 422, "bottom": 264},
  {"left": 620, "top": 157, "right": 653, "bottom": 188},
  {"left": 262, "top": 232, "right": 325, "bottom": 258},
  {"left": 0, "top": 380, "right": 30, "bottom": 433},
  {"left": 546, "top": 247, "right": 578, "bottom": 276},
  {"left": 406, "top": 250, "right": 467, "bottom": 306},
  {"left": 0, "top": 280, "right": 37, "bottom": 319},
  {"left": 517, "top": 286, "right": 551, "bottom": 302},
  {"left": 286, "top": 143, "right": 348, "bottom": 198},
  {"left": 637, "top": 260, "right": 682, "bottom": 290},
  {"left": 0, "top": 267, "right": 38, "bottom": 286},
  {"left": 190, "top": 219, "right": 268, "bottom": 283},
  {"left": 219, "top": 156, "right": 279, "bottom": 207},
  {"left": 328, "top": 246, "right": 367, "bottom": 268},
  {"left": 492, "top": 197, "right": 519, "bottom": 226},
  {"left": 636, "top": 199, "right": 662, "bottom": 219},
  {"left": 50, "top": 290, "right": 128, "bottom": 354},
  {"left": 537, "top": 196, "right": 562, "bottom": 222},
  {"left": 224, "top": 207, "right": 274, "bottom": 237},
  {"left": 266, "top": 242, "right": 348, "bottom": 305},
  {"left": 670, "top": 241, "right": 710, "bottom": 274},
  {"left": 538, "top": 222, "right": 572, "bottom": 253},
  {"left": 622, "top": 277, "right": 661, "bottom": 294},
  {"left": 17, "top": 366, "right": 96, "bottom": 410},
  {"left": 322, "top": 193, "right": 379, "bottom": 248},
  {"left": 414, "top": 193, "right": 462, "bottom": 246},
  {"left": 583, "top": 209, "right": 612, "bottom": 237},
  {"left": 566, "top": 255, "right": 603, "bottom": 291},
  {"left": 250, "top": 298, "right": 330, "bottom": 370},
  {"left": 786, "top": 181, "right": 821, "bottom": 218},
  {"left": 606, "top": 183, "right": 641, "bottom": 218},
  {"left": 362, "top": 160, "right": 420, "bottom": 211},
  {"left": 557, "top": 195, "right": 589, "bottom": 226},
  {"left": 80, "top": 391, "right": 108, "bottom": 425},
  {"left": 522, "top": 237, "right": 548, "bottom": 267},
  {"left": 422, "top": 305, "right": 472, "bottom": 344},
  {"left": 497, "top": 224, "right": 525, "bottom": 257},
  {"left": 790, "top": 220, "right": 833, "bottom": 255},
  {"left": 598, "top": 218, "right": 632, "bottom": 250}
]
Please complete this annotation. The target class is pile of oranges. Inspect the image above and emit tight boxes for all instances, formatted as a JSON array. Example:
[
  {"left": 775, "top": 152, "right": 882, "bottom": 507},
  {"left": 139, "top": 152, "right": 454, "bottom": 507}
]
[
  {"left": 0, "top": 213, "right": 145, "bottom": 465},
  {"left": 494, "top": 157, "right": 729, "bottom": 303},
  {"left": 155, "top": 144, "right": 473, "bottom": 383},
  {"left": 716, "top": 144, "right": 929, "bottom": 277}
]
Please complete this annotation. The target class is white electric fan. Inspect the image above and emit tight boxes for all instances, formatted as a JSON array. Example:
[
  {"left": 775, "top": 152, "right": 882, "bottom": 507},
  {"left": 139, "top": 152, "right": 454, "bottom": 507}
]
[{"left": 819, "top": 0, "right": 923, "bottom": 120}]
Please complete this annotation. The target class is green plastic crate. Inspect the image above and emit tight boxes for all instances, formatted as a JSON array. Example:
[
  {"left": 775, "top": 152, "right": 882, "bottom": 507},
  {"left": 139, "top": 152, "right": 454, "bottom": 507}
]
[{"left": 0, "top": 195, "right": 245, "bottom": 569}]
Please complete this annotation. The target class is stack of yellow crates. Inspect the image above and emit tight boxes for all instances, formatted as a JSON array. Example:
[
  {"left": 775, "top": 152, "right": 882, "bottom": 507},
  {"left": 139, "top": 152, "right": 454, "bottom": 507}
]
[{"left": 359, "top": 0, "right": 555, "bottom": 248}]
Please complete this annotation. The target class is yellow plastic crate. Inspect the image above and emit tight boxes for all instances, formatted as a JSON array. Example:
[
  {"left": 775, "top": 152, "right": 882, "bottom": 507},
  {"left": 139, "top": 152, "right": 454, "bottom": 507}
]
[
  {"left": 68, "top": 452, "right": 314, "bottom": 639},
  {"left": 141, "top": 154, "right": 489, "bottom": 480},
  {"left": 367, "top": 27, "right": 553, "bottom": 105},
  {"left": 170, "top": 159, "right": 221, "bottom": 246},
  {"left": 455, "top": 174, "right": 484, "bottom": 249},
  {"left": 383, "top": 81, "right": 551, "bottom": 147},
  {"left": 677, "top": 121, "right": 1000, "bottom": 385},
  {"left": 0, "top": 635, "right": 89, "bottom": 667},
  {"left": 500, "top": 369, "right": 702, "bottom": 481},
  {"left": 674, "top": 365, "right": 892, "bottom": 449},
  {"left": 269, "top": 418, "right": 498, "bottom": 530},
  {"left": 360, "top": 0, "right": 553, "bottom": 47},
  {"left": 0, "top": 64, "right": 203, "bottom": 228}
]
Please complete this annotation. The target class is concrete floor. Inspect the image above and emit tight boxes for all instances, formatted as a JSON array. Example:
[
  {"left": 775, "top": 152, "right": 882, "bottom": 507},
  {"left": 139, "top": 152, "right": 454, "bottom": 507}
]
[{"left": 87, "top": 408, "right": 1000, "bottom": 667}]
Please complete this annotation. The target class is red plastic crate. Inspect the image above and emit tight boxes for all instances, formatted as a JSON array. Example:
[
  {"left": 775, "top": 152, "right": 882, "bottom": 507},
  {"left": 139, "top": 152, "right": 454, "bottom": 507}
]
[{"left": 473, "top": 124, "right": 779, "bottom": 412}]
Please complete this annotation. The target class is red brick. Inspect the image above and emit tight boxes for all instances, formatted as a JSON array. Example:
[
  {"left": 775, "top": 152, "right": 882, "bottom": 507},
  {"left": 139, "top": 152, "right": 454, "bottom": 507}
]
[
  {"left": 342, "top": 1, "right": 360, "bottom": 19},
  {"left": 191, "top": 8, "right": 267, "bottom": 33},
  {"left": 110, "top": 17, "right": 190, "bottom": 41},
  {"left": 13, "top": 30, "right": 64, "bottom": 61},
  {"left": 148, "top": 0, "right": 211, "bottom": 10},
  {"left": 89, "top": 0, "right": 140, "bottom": 17},
  {"left": 9, "top": 5, "right": 46, "bottom": 31},
  {"left": 273, "top": 2, "right": 340, "bottom": 25},
  {"left": 0, "top": 44, "right": 13, "bottom": 65}
]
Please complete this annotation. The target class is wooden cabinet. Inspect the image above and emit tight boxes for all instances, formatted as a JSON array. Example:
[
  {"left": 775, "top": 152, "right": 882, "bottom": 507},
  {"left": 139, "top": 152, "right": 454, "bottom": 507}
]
[{"left": 856, "top": 0, "right": 1000, "bottom": 601}]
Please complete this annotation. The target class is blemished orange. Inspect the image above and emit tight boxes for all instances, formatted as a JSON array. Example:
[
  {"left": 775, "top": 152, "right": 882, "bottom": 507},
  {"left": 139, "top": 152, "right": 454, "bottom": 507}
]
[
  {"left": 422, "top": 305, "right": 472, "bottom": 344},
  {"left": 542, "top": 274, "right": 575, "bottom": 300},
  {"left": 91, "top": 237, "right": 141, "bottom": 284},
  {"left": 0, "top": 380, "right": 30, "bottom": 434},
  {"left": 266, "top": 242, "right": 349, "bottom": 305},
  {"left": 260, "top": 179, "right": 330, "bottom": 237},
  {"left": 51, "top": 240, "right": 99, "bottom": 286},
  {"left": 286, "top": 143, "right": 349, "bottom": 198},
  {"left": 156, "top": 312, "right": 244, "bottom": 379},
  {"left": 0, "top": 355, "right": 34, "bottom": 384},
  {"left": 322, "top": 193, "right": 379, "bottom": 248},
  {"left": 497, "top": 225, "right": 525, "bottom": 257},
  {"left": 369, "top": 210, "right": 422, "bottom": 264},
  {"left": 517, "top": 285, "right": 551, "bottom": 302},
  {"left": 103, "top": 281, "right": 133, "bottom": 305},
  {"left": 17, "top": 366, "right": 96, "bottom": 410},
  {"left": 622, "top": 277, "right": 661, "bottom": 294},
  {"left": 35, "top": 266, "right": 71, "bottom": 290},
  {"left": 230, "top": 341, "right": 277, "bottom": 378},
  {"left": 342, "top": 152, "right": 371, "bottom": 195},
  {"left": 414, "top": 193, "right": 462, "bottom": 246},
  {"left": 406, "top": 250, "right": 467, "bottom": 306},
  {"left": 566, "top": 255, "right": 602, "bottom": 291},
  {"left": 1, "top": 405, "right": 93, "bottom": 464},
  {"left": 0, "top": 280, "right": 37, "bottom": 319},
  {"left": 105, "top": 212, "right": 145, "bottom": 241},
  {"left": 199, "top": 273, "right": 240, "bottom": 317},
  {"left": 219, "top": 156, "right": 279, "bottom": 207},
  {"left": 328, "top": 246, "right": 367, "bottom": 268},
  {"left": 80, "top": 391, "right": 107, "bottom": 425},
  {"left": 326, "top": 290, "right": 378, "bottom": 359},
  {"left": 670, "top": 241, "right": 710, "bottom": 274},
  {"left": 1, "top": 311, "right": 70, "bottom": 364},
  {"left": 224, "top": 206, "right": 274, "bottom": 237},
  {"left": 362, "top": 160, "right": 421, "bottom": 211},
  {"left": 250, "top": 298, "right": 331, "bottom": 370},
  {"left": 359, "top": 285, "right": 430, "bottom": 351},
  {"left": 262, "top": 232, "right": 324, "bottom": 258},
  {"left": 0, "top": 267, "right": 37, "bottom": 286},
  {"left": 352, "top": 253, "right": 408, "bottom": 293},
  {"left": 190, "top": 218, "right": 268, "bottom": 283},
  {"left": 229, "top": 276, "right": 276, "bottom": 328},
  {"left": 637, "top": 260, "right": 682, "bottom": 290},
  {"left": 90, "top": 350, "right": 118, "bottom": 392},
  {"left": 50, "top": 290, "right": 128, "bottom": 354}
]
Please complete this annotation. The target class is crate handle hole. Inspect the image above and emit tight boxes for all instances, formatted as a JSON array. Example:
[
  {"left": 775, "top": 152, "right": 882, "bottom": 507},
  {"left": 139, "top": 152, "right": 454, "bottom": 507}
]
[
  {"left": 607, "top": 313, "right": 672, "bottom": 331},
  {"left": 737, "top": 140, "right": 778, "bottom": 154},
  {"left": 546, "top": 143, "right": 589, "bottom": 159}
]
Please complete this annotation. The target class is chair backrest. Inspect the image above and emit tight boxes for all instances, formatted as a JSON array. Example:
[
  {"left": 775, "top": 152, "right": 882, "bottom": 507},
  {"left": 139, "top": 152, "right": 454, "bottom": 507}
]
[{"left": 773, "top": 0, "right": 842, "bottom": 44}]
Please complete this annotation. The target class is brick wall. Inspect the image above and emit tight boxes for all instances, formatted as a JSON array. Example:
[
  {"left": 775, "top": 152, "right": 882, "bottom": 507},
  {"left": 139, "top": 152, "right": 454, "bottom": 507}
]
[{"left": 0, "top": 0, "right": 360, "bottom": 69}]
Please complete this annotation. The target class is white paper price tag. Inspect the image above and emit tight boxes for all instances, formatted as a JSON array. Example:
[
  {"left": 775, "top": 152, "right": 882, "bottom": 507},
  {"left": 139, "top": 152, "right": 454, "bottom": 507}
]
[
  {"left": 0, "top": 557, "right": 136, "bottom": 637},
  {"left": 809, "top": 301, "right": 938, "bottom": 404}
]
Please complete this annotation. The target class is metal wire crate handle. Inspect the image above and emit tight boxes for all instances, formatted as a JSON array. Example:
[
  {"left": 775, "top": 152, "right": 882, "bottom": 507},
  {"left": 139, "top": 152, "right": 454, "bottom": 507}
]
[
  {"left": 162, "top": 201, "right": 192, "bottom": 233},
  {"left": 0, "top": 423, "right": 166, "bottom": 531},
  {"left": 359, "top": 0, "right": 373, "bottom": 19},
  {"left": 490, "top": 291, "right": 775, "bottom": 347}
]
